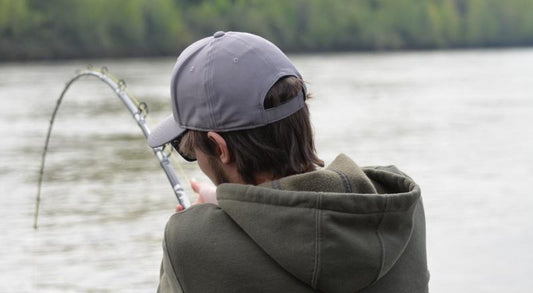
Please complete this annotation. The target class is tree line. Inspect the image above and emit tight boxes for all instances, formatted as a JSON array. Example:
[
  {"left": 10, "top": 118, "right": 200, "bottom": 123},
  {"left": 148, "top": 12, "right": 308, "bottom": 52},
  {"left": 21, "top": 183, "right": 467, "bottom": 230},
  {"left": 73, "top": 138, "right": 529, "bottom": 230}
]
[{"left": 1, "top": 0, "right": 533, "bottom": 61}]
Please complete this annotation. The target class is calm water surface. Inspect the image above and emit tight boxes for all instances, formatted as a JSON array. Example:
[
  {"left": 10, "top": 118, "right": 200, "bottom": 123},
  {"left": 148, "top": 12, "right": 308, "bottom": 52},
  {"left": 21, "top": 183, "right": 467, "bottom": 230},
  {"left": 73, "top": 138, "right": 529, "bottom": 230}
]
[{"left": 1, "top": 49, "right": 532, "bottom": 292}]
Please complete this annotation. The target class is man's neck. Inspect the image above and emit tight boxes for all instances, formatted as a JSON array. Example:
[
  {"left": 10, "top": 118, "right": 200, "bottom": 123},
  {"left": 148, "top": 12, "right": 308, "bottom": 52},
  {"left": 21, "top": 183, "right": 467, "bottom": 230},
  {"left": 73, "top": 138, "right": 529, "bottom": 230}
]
[{"left": 253, "top": 172, "right": 280, "bottom": 185}]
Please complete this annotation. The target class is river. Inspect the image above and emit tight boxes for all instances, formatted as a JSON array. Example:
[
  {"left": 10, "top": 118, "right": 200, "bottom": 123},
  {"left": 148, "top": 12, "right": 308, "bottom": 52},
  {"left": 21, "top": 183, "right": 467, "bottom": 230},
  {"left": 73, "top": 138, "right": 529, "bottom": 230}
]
[{"left": 1, "top": 48, "right": 532, "bottom": 292}]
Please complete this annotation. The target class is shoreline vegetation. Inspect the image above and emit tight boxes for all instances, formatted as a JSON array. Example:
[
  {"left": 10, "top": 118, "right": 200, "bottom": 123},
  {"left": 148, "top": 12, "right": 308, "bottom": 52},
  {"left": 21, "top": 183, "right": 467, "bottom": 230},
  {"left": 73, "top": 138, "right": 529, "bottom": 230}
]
[{"left": 1, "top": 0, "right": 533, "bottom": 61}]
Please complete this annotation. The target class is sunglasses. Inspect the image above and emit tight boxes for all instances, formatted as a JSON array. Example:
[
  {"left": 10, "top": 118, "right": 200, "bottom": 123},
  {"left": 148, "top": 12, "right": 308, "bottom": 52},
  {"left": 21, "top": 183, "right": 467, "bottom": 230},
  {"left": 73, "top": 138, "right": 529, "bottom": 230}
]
[{"left": 170, "top": 131, "right": 197, "bottom": 162}]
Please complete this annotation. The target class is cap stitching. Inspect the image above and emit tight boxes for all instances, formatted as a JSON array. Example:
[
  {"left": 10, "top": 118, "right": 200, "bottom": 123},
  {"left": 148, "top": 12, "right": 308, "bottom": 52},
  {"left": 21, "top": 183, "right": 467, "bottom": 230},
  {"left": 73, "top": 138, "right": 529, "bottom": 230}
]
[
  {"left": 204, "top": 38, "right": 217, "bottom": 129},
  {"left": 231, "top": 34, "right": 297, "bottom": 119}
]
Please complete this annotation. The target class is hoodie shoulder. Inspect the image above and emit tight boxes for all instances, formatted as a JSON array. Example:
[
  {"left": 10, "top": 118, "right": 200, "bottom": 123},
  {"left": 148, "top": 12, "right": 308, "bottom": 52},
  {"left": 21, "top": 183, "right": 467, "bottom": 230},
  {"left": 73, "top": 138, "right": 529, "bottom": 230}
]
[{"left": 163, "top": 205, "right": 313, "bottom": 293}]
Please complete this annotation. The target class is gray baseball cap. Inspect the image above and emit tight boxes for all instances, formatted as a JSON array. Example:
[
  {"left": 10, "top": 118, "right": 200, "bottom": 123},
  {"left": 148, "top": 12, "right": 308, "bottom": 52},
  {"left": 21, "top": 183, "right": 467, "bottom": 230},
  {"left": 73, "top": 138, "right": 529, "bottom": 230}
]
[{"left": 147, "top": 31, "right": 305, "bottom": 148}]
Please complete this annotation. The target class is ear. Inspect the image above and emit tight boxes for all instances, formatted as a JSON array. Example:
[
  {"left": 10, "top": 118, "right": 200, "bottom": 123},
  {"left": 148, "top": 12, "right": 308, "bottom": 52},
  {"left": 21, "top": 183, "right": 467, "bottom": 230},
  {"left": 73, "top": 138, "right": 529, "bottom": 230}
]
[{"left": 207, "top": 131, "right": 232, "bottom": 164}]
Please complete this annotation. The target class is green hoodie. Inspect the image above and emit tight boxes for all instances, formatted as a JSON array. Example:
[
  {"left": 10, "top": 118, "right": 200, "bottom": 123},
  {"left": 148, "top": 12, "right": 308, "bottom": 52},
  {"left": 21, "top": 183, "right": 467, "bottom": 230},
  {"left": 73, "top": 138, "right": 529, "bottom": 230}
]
[{"left": 158, "top": 154, "right": 429, "bottom": 292}]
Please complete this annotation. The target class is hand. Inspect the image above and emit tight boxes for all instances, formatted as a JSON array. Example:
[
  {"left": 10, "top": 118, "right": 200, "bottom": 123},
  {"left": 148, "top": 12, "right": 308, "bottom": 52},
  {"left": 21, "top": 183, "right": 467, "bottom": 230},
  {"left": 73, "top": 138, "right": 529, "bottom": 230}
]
[
  {"left": 190, "top": 180, "right": 218, "bottom": 204},
  {"left": 175, "top": 180, "right": 217, "bottom": 212}
]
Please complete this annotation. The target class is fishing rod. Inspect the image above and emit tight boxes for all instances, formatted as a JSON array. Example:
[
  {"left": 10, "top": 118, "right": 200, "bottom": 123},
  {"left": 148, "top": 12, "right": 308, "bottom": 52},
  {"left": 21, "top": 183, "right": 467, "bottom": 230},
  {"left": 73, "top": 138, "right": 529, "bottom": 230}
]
[{"left": 34, "top": 66, "right": 191, "bottom": 229}]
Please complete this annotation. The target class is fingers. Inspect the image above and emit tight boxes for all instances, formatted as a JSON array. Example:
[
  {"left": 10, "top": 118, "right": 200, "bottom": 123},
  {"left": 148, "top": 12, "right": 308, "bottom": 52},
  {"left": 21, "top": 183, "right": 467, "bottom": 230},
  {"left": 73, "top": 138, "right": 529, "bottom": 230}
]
[
  {"left": 175, "top": 180, "right": 209, "bottom": 213},
  {"left": 190, "top": 180, "right": 200, "bottom": 193},
  {"left": 189, "top": 180, "right": 218, "bottom": 205}
]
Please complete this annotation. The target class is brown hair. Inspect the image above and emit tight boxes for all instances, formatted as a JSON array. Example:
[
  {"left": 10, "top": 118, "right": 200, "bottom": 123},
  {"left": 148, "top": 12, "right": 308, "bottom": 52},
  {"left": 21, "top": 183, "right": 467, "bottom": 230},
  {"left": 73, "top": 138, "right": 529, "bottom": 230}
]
[{"left": 179, "top": 76, "right": 324, "bottom": 184}]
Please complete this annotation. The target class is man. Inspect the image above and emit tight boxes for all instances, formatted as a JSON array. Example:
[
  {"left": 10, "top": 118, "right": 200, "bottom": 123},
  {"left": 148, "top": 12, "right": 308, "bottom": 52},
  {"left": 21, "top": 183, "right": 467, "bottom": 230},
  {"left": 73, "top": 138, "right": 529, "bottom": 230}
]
[{"left": 148, "top": 31, "right": 429, "bottom": 293}]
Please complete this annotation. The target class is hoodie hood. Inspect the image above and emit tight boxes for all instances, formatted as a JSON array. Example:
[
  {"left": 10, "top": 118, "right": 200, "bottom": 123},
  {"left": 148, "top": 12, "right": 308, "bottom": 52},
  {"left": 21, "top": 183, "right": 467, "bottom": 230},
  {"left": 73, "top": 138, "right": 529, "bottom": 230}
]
[{"left": 217, "top": 154, "right": 421, "bottom": 292}]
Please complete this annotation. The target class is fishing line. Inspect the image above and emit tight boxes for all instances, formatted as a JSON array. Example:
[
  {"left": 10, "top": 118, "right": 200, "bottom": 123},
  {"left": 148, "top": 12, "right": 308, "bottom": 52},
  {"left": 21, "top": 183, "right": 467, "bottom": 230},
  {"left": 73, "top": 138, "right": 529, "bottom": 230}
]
[{"left": 34, "top": 66, "right": 190, "bottom": 229}]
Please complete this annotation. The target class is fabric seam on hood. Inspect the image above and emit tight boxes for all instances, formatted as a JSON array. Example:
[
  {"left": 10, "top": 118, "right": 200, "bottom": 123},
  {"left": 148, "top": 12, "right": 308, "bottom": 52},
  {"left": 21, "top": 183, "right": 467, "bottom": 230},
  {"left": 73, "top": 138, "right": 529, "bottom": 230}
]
[
  {"left": 330, "top": 168, "right": 352, "bottom": 193},
  {"left": 311, "top": 193, "right": 322, "bottom": 289},
  {"left": 371, "top": 194, "right": 390, "bottom": 288},
  {"left": 219, "top": 198, "right": 416, "bottom": 215},
  {"left": 272, "top": 180, "right": 281, "bottom": 190}
]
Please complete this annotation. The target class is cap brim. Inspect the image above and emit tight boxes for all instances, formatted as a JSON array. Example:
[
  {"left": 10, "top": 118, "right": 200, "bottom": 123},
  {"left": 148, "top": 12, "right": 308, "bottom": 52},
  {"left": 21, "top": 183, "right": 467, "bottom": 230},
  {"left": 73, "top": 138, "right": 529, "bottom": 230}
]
[{"left": 147, "top": 114, "right": 186, "bottom": 148}]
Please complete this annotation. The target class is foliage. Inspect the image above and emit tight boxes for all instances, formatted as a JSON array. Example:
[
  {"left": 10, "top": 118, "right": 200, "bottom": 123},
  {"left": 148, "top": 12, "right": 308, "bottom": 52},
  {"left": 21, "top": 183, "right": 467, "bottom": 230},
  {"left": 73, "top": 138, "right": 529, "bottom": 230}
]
[{"left": 1, "top": 0, "right": 532, "bottom": 60}]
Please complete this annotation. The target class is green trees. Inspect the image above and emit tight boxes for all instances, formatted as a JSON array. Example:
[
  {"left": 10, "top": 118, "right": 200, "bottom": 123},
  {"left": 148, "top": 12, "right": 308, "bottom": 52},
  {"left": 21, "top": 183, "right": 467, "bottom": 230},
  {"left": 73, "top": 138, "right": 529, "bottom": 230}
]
[
  {"left": 0, "top": 0, "right": 189, "bottom": 59},
  {"left": 1, "top": 0, "right": 532, "bottom": 60}
]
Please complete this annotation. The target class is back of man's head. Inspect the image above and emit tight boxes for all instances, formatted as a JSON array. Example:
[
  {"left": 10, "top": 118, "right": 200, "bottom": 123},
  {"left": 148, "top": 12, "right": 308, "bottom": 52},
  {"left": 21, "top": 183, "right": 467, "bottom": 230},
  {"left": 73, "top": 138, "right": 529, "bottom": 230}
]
[
  {"left": 148, "top": 31, "right": 323, "bottom": 184},
  {"left": 179, "top": 76, "right": 323, "bottom": 184}
]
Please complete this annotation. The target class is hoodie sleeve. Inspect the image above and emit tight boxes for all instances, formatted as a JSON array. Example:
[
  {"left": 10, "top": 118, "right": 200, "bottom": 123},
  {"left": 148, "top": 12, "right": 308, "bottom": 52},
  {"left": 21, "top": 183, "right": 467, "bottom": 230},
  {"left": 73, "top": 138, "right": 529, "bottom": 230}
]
[{"left": 157, "top": 225, "right": 184, "bottom": 293}]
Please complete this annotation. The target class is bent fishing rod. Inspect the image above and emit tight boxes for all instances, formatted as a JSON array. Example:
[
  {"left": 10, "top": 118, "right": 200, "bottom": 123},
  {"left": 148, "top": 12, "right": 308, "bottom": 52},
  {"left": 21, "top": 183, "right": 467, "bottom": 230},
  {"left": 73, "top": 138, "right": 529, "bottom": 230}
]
[{"left": 34, "top": 66, "right": 191, "bottom": 229}]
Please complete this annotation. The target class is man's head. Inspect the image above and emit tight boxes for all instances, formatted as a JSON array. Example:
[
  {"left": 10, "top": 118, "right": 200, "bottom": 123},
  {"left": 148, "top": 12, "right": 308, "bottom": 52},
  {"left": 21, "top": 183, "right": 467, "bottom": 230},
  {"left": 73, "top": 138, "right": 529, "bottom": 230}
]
[{"left": 148, "top": 31, "right": 323, "bottom": 185}]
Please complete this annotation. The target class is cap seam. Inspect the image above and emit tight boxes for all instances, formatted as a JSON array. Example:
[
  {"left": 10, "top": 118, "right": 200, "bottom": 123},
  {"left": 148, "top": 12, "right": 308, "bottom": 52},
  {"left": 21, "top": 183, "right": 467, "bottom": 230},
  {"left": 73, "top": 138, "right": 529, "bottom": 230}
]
[
  {"left": 204, "top": 38, "right": 217, "bottom": 129},
  {"left": 231, "top": 35, "right": 272, "bottom": 122},
  {"left": 232, "top": 34, "right": 295, "bottom": 117}
]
